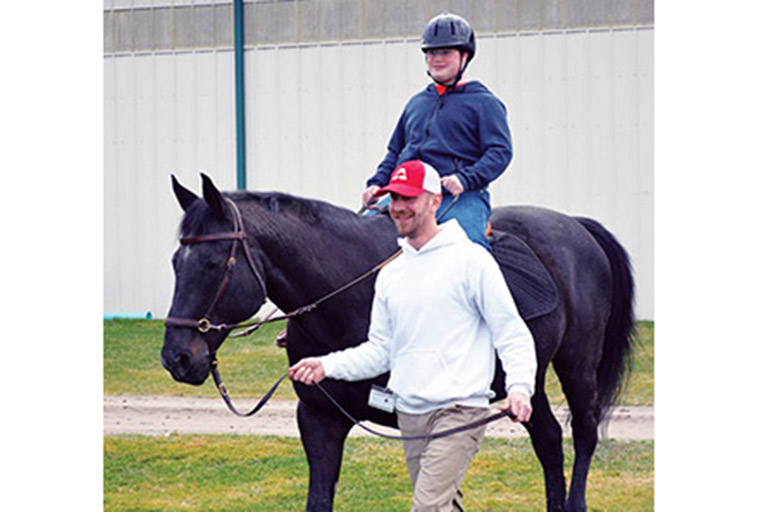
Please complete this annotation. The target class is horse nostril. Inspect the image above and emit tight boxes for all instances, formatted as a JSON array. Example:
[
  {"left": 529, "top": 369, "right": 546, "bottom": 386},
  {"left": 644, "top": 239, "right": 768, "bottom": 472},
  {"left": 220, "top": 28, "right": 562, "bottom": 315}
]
[
  {"left": 163, "top": 348, "right": 192, "bottom": 377},
  {"left": 175, "top": 352, "right": 192, "bottom": 375}
]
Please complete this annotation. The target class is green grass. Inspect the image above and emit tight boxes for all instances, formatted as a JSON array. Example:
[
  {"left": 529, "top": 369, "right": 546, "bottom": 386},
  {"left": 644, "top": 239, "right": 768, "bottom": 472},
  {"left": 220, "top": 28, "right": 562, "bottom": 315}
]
[
  {"left": 104, "top": 319, "right": 295, "bottom": 399},
  {"left": 105, "top": 435, "right": 653, "bottom": 511},
  {"left": 105, "top": 320, "right": 654, "bottom": 510},
  {"left": 105, "top": 319, "right": 654, "bottom": 406},
  {"left": 625, "top": 321, "right": 655, "bottom": 405}
]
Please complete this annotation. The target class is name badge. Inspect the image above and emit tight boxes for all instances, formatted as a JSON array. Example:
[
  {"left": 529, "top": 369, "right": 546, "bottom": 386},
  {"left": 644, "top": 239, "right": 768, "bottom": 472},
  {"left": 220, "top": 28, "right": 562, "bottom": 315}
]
[{"left": 368, "top": 385, "right": 395, "bottom": 413}]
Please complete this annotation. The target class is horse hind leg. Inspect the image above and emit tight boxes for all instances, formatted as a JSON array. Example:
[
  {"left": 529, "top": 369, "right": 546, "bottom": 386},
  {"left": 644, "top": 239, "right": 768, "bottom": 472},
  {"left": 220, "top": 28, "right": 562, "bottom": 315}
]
[
  {"left": 524, "top": 383, "right": 568, "bottom": 512},
  {"left": 554, "top": 361, "right": 600, "bottom": 512},
  {"left": 565, "top": 403, "right": 599, "bottom": 512}
]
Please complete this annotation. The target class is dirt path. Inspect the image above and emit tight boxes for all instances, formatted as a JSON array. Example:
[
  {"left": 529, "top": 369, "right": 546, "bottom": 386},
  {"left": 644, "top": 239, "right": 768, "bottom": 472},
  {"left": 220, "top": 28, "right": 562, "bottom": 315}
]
[{"left": 104, "top": 395, "right": 653, "bottom": 440}]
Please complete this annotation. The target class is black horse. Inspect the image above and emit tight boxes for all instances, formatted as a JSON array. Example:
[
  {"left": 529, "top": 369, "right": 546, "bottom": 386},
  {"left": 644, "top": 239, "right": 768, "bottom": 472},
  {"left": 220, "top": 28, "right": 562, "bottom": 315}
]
[{"left": 161, "top": 174, "right": 634, "bottom": 512}]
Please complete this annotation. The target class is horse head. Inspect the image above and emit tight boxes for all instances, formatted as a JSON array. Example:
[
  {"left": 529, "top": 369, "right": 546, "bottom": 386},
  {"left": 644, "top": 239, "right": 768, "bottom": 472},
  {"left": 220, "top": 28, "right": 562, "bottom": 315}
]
[{"left": 161, "top": 173, "right": 267, "bottom": 385}]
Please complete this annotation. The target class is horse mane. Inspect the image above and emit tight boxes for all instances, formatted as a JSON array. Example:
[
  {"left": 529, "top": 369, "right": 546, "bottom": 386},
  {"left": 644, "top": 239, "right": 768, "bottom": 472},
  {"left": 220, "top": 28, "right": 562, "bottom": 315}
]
[
  {"left": 225, "top": 191, "right": 374, "bottom": 233},
  {"left": 229, "top": 190, "right": 357, "bottom": 226},
  {"left": 178, "top": 188, "right": 394, "bottom": 259},
  {"left": 179, "top": 190, "right": 355, "bottom": 232}
]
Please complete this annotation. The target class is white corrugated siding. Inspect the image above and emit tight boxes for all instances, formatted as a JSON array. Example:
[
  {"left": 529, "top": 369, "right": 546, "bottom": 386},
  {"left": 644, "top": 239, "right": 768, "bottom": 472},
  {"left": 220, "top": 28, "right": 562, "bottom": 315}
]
[
  {"left": 104, "top": 27, "right": 654, "bottom": 319},
  {"left": 104, "top": 50, "right": 236, "bottom": 317}
]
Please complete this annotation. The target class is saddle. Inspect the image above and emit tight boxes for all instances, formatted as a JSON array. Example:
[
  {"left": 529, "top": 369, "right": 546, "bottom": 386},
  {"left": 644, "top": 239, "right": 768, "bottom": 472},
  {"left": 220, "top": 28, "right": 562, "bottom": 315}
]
[{"left": 490, "top": 231, "right": 559, "bottom": 321}]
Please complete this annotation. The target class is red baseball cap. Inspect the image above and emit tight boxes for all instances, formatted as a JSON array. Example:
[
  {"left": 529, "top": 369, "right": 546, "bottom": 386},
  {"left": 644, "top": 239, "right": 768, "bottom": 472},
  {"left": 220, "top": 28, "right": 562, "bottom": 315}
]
[{"left": 375, "top": 160, "right": 441, "bottom": 198}]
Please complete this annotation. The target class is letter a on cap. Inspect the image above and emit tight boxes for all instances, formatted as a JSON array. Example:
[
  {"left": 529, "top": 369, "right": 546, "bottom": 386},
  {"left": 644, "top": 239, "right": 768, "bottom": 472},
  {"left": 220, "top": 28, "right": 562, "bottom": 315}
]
[{"left": 375, "top": 160, "right": 441, "bottom": 198}]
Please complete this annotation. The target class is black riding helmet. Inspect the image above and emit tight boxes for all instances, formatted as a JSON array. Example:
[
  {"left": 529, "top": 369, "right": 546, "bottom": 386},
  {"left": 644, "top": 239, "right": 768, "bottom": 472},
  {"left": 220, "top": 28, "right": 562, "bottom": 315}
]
[
  {"left": 421, "top": 12, "right": 475, "bottom": 89},
  {"left": 421, "top": 12, "right": 476, "bottom": 64}
]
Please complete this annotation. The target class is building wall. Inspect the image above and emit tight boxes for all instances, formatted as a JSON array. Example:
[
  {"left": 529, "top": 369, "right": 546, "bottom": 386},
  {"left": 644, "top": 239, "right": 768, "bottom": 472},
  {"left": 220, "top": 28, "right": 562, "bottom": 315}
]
[
  {"left": 104, "top": 0, "right": 654, "bottom": 51},
  {"left": 104, "top": 0, "right": 654, "bottom": 319}
]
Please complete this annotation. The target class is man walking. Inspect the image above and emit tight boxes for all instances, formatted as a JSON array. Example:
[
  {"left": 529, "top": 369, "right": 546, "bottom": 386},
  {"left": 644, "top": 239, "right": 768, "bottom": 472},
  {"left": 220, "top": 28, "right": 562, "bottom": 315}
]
[{"left": 291, "top": 160, "right": 536, "bottom": 511}]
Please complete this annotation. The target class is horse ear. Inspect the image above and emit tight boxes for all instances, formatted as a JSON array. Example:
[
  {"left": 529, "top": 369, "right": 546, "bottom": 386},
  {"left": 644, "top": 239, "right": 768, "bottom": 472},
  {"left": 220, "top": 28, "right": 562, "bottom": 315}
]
[
  {"left": 171, "top": 174, "right": 198, "bottom": 211},
  {"left": 201, "top": 172, "right": 227, "bottom": 219}
]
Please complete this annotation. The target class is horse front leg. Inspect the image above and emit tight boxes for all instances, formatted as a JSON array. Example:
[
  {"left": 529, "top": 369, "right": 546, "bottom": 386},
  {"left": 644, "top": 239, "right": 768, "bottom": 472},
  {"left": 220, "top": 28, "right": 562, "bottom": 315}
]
[
  {"left": 297, "top": 399, "right": 353, "bottom": 512},
  {"left": 524, "top": 388, "right": 567, "bottom": 512}
]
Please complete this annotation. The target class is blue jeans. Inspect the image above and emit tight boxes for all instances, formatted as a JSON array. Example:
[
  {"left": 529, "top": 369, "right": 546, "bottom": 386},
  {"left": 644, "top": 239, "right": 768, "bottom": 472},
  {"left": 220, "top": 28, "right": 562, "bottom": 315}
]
[
  {"left": 436, "top": 189, "right": 491, "bottom": 251},
  {"left": 367, "top": 189, "right": 491, "bottom": 251}
]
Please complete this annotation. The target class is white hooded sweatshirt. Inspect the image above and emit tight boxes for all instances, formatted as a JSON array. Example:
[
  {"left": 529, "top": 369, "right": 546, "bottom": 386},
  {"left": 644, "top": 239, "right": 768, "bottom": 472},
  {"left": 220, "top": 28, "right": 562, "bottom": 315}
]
[{"left": 320, "top": 219, "right": 537, "bottom": 414}]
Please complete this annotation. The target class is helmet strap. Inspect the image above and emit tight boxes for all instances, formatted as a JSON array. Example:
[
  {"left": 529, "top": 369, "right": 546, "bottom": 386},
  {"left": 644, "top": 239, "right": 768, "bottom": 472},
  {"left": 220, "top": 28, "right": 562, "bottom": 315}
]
[{"left": 426, "top": 52, "right": 469, "bottom": 92}]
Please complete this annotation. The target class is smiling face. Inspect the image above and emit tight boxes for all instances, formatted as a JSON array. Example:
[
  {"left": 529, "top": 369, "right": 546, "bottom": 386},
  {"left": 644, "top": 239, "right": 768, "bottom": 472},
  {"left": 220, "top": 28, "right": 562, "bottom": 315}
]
[
  {"left": 389, "top": 191, "right": 442, "bottom": 249},
  {"left": 425, "top": 48, "right": 466, "bottom": 85}
]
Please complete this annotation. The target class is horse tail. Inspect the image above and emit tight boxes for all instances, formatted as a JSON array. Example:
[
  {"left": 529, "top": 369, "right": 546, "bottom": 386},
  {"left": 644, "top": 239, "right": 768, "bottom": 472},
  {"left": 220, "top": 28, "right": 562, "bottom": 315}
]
[{"left": 575, "top": 217, "right": 636, "bottom": 422}]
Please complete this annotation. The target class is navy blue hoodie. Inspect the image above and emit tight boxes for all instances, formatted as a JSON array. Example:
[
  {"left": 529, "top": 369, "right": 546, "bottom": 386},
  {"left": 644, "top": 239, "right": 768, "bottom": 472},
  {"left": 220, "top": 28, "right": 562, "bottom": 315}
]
[{"left": 368, "top": 81, "right": 513, "bottom": 192}]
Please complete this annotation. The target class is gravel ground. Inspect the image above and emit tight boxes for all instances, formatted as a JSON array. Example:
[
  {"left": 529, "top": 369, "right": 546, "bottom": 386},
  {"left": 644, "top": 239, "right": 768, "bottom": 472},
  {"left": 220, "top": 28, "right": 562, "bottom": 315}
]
[{"left": 104, "top": 395, "right": 653, "bottom": 440}]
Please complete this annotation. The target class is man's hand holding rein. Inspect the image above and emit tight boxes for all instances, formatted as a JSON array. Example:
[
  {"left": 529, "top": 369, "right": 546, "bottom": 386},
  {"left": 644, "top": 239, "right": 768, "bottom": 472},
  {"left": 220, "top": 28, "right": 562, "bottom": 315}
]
[
  {"left": 289, "top": 358, "right": 326, "bottom": 385},
  {"left": 501, "top": 391, "right": 533, "bottom": 423}
]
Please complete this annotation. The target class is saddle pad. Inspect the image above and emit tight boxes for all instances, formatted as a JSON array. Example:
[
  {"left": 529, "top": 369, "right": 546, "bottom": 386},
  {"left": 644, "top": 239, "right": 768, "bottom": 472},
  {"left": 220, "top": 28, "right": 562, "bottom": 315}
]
[{"left": 491, "top": 232, "right": 559, "bottom": 321}]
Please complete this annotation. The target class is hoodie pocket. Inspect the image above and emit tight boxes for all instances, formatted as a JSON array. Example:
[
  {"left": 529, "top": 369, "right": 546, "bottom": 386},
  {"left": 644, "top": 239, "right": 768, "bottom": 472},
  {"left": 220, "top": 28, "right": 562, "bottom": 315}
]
[{"left": 390, "top": 349, "right": 451, "bottom": 401}]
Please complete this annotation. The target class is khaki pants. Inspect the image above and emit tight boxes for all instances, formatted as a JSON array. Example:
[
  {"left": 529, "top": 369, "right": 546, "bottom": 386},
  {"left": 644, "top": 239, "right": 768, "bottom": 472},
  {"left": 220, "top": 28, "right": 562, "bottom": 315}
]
[{"left": 397, "top": 406, "right": 489, "bottom": 512}]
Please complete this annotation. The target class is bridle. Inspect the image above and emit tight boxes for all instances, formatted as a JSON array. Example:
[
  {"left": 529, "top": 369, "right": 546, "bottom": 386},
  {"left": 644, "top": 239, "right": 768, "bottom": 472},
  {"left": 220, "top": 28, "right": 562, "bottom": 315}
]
[
  {"left": 162, "top": 195, "right": 400, "bottom": 418},
  {"left": 164, "top": 197, "right": 268, "bottom": 336},
  {"left": 163, "top": 197, "right": 285, "bottom": 419}
]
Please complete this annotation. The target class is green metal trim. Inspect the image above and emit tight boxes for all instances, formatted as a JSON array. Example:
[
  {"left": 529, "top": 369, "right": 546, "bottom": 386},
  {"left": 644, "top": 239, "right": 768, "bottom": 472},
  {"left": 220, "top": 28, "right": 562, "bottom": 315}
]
[{"left": 234, "top": 0, "right": 246, "bottom": 190}]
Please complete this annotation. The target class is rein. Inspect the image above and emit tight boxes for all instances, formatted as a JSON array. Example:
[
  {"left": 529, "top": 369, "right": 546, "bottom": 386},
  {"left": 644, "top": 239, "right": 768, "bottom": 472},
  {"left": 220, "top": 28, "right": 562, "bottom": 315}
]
[
  {"left": 166, "top": 195, "right": 520, "bottom": 438},
  {"left": 213, "top": 367, "right": 517, "bottom": 438},
  {"left": 313, "top": 379, "right": 518, "bottom": 440}
]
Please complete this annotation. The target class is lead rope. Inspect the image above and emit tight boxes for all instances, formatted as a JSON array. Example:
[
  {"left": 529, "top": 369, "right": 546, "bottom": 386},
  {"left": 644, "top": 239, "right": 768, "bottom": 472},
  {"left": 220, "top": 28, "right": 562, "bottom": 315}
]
[
  {"left": 211, "top": 363, "right": 289, "bottom": 418},
  {"left": 213, "top": 367, "right": 517, "bottom": 438},
  {"left": 313, "top": 380, "right": 518, "bottom": 441}
]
